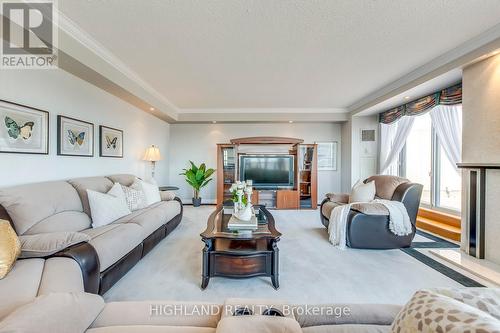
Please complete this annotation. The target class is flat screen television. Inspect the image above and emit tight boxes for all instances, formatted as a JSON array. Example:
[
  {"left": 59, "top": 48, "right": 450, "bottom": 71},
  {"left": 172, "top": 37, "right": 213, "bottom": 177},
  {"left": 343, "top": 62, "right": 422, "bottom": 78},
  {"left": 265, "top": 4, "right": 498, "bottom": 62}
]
[{"left": 239, "top": 155, "right": 294, "bottom": 188}]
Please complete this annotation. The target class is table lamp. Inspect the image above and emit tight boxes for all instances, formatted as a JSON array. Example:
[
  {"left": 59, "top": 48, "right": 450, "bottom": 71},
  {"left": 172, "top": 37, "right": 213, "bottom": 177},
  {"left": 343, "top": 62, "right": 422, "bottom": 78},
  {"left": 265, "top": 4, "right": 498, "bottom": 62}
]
[{"left": 143, "top": 145, "right": 162, "bottom": 179}]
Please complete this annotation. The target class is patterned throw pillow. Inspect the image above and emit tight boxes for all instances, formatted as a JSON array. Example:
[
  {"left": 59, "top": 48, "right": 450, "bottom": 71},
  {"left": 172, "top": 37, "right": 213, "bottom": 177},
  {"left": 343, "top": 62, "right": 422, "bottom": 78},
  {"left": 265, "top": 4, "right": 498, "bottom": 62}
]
[
  {"left": 391, "top": 289, "right": 500, "bottom": 333},
  {"left": 121, "top": 184, "right": 147, "bottom": 211}
]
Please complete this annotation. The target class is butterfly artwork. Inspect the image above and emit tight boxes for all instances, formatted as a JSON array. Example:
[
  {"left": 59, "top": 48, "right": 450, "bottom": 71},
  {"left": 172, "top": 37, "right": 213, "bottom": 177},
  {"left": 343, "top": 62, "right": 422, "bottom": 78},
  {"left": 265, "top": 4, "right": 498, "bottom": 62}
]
[
  {"left": 67, "top": 130, "right": 86, "bottom": 146},
  {"left": 99, "top": 125, "right": 123, "bottom": 158},
  {"left": 105, "top": 135, "right": 118, "bottom": 149},
  {"left": 57, "top": 116, "right": 94, "bottom": 157},
  {"left": 4, "top": 116, "right": 35, "bottom": 141}
]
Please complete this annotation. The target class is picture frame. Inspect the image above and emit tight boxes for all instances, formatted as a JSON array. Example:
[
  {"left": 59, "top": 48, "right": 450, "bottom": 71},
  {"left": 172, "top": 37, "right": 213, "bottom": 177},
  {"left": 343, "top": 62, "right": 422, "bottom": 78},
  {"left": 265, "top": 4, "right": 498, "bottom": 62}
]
[
  {"left": 99, "top": 125, "right": 123, "bottom": 158},
  {"left": 316, "top": 141, "right": 337, "bottom": 171},
  {"left": 57, "top": 115, "right": 94, "bottom": 157},
  {"left": 0, "top": 99, "right": 49, "bottom": 155}
]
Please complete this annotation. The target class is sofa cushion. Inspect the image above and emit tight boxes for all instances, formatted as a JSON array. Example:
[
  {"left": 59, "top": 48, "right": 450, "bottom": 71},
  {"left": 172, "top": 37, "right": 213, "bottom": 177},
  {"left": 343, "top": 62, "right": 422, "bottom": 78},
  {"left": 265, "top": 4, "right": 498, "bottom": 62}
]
[
  {"left": 0, "top": 220, "right": 20, "bottom": 279},
  {"left": 0, "top": 292, "right": 104, "bottom": 333},
  {"left": 37, "top": 257, "right": 84, "bottom": 295},
  {"left": 295, "top": 304, "right": 401, "bottom": 328},
  {"left": 87, "top": 184, "right": 131, "bottom": 228},
  {"left": 91, "top": 301, "right": 221, "bottom": 329},
  {"left": 87, "top": 327, "right": 215, "bottom": 333},
  {"left": 124, "top": 200, "right": 182, "bottom": 238},
  {"left": 160, "top": 191, "right": 176, "bottom": 201},
  {"left": 0, "top": 259, "right": 44, "bottom": 320},
  {"left": 68, "top": 176, "right": 114, "bottom": 217},
  {"left": 25, "top": 211, "right": 92, "bottom": 235},
  {"left": 364, "top": 176, "right": 408, "bottom": 200},
  {"left": 322, "top": 201, "right": 344, "bottom": 219},
  {"left": 0, "top": 181, "right": 90, "bottom": 235},
  {"left": 82, "top": 223, "right": 144, "bottom": 272},
  {"left": 19, "top": 231, "right": 90, "bottom": 258},
  {"left": 350, "top": 203, "right": 389, "bottom": 216},
  {"left": 217, "top": 316, "right": 302, "bottom": 333},
  {"left": 106, "top": 174, "right": 137, "bottom": 187},
  {"left": 302, "top": 324, "right": 390, "bottom": 333},
  {"left": 326, "top": 193, "right": 349, "bottom": 203}
]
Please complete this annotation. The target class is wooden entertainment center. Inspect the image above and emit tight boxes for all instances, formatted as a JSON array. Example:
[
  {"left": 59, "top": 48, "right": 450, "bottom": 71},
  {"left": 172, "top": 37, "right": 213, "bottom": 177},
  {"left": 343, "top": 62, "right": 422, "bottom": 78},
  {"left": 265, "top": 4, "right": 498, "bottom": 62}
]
[{"left": 216, "top": 137, "right": 317, "bottom": 210}]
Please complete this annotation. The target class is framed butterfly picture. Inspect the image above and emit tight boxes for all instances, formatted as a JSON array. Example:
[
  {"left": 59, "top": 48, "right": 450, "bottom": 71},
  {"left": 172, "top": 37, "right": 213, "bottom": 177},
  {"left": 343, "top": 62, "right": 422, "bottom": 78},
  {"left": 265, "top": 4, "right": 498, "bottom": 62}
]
[
  {"left": 57, "top": 115, "right": 94, "bottom": 157},
  {"left": 99, "top": 125, "right": 123, "bottom": 158},
  {"left": 0, "top": 100, "right": 49, "bottom": 155}
]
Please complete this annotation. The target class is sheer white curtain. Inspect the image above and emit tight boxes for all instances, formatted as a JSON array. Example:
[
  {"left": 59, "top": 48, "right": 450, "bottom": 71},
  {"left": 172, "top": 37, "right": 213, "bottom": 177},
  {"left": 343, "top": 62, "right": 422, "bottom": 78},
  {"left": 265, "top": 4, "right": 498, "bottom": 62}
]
[
  {"left": 430, "top": 104, "right": 462, "bottom": 172},
  {"left": 379, "top": 116, "right": 415, "bottom": 175}
]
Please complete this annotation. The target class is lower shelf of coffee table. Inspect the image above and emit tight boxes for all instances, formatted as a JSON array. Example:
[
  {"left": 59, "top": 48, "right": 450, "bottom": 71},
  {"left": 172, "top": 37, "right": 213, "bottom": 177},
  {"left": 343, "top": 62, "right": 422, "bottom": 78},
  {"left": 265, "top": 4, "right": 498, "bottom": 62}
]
[{"left": 210, "top": 252, "right": 272, "bottom": 277}]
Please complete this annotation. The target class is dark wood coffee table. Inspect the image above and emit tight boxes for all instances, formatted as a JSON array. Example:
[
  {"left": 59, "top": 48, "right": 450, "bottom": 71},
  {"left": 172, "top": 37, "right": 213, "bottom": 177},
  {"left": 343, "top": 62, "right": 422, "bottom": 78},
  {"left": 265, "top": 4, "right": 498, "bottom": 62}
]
[{"left": 200, "top": 205, "right": 281, "bottom": 289}]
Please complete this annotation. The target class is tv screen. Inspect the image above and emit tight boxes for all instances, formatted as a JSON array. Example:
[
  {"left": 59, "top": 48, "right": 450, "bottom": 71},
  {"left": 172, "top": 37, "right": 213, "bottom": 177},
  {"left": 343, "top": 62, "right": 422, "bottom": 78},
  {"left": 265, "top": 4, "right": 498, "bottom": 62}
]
[{"left": 240, "top": 155, "right": 294, "bottom": 188}]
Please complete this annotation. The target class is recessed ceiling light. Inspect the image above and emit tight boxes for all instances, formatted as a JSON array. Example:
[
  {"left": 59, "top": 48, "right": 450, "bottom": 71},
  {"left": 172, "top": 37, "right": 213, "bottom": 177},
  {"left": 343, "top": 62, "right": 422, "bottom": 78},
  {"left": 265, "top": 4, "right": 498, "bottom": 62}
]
[
  {"left": 149, "top": 107, "right": 155, "bottom": 111},
  {"left": 404, "top": 96, "right": 411, "bottom": 100},
  {"left": 289, "top": 120, "right": 293, "bottom": 123},
  {"left": 212, "top": 121, "right": 217, "bottom": 124}
]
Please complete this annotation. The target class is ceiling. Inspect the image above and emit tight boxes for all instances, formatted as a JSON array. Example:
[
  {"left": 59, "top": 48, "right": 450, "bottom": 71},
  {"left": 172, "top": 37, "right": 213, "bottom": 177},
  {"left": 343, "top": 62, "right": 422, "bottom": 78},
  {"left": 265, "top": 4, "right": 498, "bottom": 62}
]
[{"left": 57, "top": 0, "right": 500, "bottom": 117}]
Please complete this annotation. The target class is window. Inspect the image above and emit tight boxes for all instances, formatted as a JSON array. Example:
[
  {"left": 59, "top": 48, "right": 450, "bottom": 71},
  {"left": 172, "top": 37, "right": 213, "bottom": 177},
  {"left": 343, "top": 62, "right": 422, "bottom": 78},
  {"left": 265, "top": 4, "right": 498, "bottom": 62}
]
[
  {"left": 401, "top": 113, "right": 432, "bottom": 205},
  {"left": 316, "top": 142, "right": 337, "bottom": 170},
  {"left": 399, "top": 107, "right": 462, "bottom": 213}
]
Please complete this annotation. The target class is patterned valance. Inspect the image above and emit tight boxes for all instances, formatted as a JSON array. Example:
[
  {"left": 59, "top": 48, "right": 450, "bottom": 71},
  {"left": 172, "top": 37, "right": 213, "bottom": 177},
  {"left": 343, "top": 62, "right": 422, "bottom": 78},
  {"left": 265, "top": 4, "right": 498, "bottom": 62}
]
[{"left": 379, "top": 82, "right": 462, "bottom": 124}]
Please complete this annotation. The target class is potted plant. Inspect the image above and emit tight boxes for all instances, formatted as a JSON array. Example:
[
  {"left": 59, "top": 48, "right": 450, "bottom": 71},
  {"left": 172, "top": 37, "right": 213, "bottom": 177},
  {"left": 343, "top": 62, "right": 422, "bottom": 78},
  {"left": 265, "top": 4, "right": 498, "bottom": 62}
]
[{"left": 180, "top": 161, "right": 215, "bottom": 207}]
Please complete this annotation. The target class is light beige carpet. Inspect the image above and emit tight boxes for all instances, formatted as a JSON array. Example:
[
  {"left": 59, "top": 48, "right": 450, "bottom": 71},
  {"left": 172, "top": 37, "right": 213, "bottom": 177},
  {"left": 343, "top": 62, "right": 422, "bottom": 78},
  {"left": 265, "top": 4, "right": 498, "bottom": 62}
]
[{"left": 103, "top": 206, "right": 462, "bottom": 305}]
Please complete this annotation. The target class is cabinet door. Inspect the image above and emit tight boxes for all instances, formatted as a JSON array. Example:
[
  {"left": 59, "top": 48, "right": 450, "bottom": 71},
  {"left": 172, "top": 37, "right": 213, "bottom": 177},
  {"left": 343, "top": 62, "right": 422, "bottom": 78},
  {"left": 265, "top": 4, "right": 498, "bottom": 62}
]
[{"left": 276, "top": 190, "right": 299, "bottom": 209}]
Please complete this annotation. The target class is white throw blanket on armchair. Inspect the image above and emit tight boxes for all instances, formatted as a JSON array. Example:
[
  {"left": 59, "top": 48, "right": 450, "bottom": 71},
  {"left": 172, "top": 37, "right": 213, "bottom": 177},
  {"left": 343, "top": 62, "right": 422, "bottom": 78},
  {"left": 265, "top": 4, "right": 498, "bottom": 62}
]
[{"left": 328, "top": 199, "right": 412, "bottom": 249}]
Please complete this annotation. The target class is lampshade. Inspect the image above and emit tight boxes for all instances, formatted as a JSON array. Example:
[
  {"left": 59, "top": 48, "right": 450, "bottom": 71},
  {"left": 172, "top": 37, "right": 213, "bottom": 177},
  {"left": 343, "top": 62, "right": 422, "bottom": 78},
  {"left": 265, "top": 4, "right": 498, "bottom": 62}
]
[{"left": 143, "top": 145, "right": 161, "bottom": 162}]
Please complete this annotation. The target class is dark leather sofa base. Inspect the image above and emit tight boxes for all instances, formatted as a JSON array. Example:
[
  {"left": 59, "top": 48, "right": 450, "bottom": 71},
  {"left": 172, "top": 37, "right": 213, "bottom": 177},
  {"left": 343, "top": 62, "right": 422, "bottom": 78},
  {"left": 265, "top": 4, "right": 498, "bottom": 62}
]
[
  {"left": 143, "top": 225, "right": 167, "bottom": 256},
  {"left": 98, "top": 199, "right": 184, "bottom": 295},
  {"left": 53, "top": 242, "right": 100, "bottom": 294},
  {"left": 99, "top": 243, "right": 144, "bottom": 295},
  {"left": 320, "top": 182, "right": 423, "bottom": 250}
]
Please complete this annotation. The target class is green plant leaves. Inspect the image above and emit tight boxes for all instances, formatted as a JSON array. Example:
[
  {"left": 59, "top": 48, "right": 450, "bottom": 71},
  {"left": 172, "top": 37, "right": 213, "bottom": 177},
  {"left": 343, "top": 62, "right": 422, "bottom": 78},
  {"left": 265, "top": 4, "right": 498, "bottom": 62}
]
[{"left": 180, "top": 161, "right": 216, "bottom": 197}]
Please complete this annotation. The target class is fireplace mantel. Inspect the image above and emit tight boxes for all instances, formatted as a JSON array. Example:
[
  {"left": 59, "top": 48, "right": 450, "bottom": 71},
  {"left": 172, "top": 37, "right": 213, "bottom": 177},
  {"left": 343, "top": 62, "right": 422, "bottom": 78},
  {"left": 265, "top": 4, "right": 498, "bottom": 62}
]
[{"left": 457, "top": 163, "right": 500, "bottom": 169}]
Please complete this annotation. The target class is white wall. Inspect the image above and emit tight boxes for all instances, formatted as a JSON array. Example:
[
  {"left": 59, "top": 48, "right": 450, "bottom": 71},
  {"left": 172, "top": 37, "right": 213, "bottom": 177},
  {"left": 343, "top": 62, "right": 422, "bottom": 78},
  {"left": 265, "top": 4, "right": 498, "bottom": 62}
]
[
  {"left": 339, "top": 115, "right": 378, "bottom": 192},
  {"left": 0, "top": 69, "right": 170, "bottom": 187},
  {"left": 169, "top": 123, "right": 342, "bottom": 203},
  {"left": 340, "top": 117, "right": 352, "bottom": 192},
  {"left": 350, "top": 115, "right": 379, "bottom": 185}
]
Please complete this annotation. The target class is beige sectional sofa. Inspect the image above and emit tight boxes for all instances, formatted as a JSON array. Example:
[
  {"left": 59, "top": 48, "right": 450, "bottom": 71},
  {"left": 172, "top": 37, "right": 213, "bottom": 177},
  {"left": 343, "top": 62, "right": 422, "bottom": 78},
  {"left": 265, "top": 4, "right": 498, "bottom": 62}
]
[
  {"left": 0, "top": 291, "right": 402, "bottom": 333},
  {"left": 0, "top": 257, "right": 84, "bottom": 321},
  {"left": 0, "top": 174, "right": 183, "bottom": 296}
]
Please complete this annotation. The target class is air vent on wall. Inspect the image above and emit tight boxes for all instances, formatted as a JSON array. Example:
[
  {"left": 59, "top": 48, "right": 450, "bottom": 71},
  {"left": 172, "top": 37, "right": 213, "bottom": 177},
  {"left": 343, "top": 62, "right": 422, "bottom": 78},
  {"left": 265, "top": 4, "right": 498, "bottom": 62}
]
[{"left": 361, "top": 129, "right": 375, "bottom": 142}]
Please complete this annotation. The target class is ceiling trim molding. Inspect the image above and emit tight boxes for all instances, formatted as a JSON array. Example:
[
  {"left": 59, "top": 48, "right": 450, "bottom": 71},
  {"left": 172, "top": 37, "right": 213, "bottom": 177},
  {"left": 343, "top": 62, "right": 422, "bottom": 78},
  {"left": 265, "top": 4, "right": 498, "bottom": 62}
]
[
  {"left": 348, "top": 22, "right": 500, "bottom": 116},
  {"left": 175, "top": 112, "right": 348, "bottom": 123},
  {"left": 179, "top": 108, "right": 348, "bottom": 114},
  {"left": 55, "top": 8, "right": 180, "bottom": 115}
]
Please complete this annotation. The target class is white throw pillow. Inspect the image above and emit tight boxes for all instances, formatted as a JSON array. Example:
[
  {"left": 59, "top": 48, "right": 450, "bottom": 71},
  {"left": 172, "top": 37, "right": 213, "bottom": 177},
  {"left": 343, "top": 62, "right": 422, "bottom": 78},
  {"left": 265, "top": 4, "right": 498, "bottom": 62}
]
[
  {"left": 349, "top": 180, "right": 376, "bottom": 203},
  {"left": 121, "top": 184, "right": 147, "bottom": 211},
  {"left": 87, "top": 183, "right": 131, "bottom": 228},
  {"left": 132, "top": 178, "right": 161, "bottom": 206}
]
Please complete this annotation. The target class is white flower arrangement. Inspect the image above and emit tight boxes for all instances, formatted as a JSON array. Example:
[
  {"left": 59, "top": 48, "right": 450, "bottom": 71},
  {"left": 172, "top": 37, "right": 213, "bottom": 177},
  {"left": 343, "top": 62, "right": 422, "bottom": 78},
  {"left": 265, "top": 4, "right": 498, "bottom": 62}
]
[{"left": 230, "top": 180, "right": 253, "bottom": 207}]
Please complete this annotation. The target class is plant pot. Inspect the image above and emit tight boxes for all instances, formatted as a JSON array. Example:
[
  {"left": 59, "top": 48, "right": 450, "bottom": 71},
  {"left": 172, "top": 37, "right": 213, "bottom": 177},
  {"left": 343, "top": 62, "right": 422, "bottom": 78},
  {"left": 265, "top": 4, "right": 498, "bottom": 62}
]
[{"left": 192, "top": 197, "right": 202, "bottom": 207}]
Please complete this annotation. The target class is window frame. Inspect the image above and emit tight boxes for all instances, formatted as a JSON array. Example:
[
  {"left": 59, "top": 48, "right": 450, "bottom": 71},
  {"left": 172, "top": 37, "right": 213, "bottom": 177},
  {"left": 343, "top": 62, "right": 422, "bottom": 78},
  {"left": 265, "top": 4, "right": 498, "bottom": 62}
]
[{"left": 398, "top": 117, "right": 460, "bottom": 215}]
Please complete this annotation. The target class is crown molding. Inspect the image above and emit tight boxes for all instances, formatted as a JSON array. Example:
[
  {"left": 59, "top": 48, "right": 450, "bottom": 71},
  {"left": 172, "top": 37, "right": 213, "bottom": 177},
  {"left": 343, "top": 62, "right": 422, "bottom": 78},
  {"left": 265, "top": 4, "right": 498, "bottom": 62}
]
[
  {"left": 174, "top": 111, "right": 348, "bottom": 123},
  {"left": 54, "top": 8, "right": 180, "bottom": 115},
  {"left": 179, "top": 107, "right": 348, "bottom": 114}
]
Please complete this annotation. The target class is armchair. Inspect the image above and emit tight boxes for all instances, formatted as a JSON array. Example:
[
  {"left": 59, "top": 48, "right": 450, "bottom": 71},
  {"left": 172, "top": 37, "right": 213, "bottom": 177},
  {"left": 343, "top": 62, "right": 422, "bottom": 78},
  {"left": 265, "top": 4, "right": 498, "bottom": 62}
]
[{"left": 320, "top": 175, "right": 423, "bottom": 249}]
